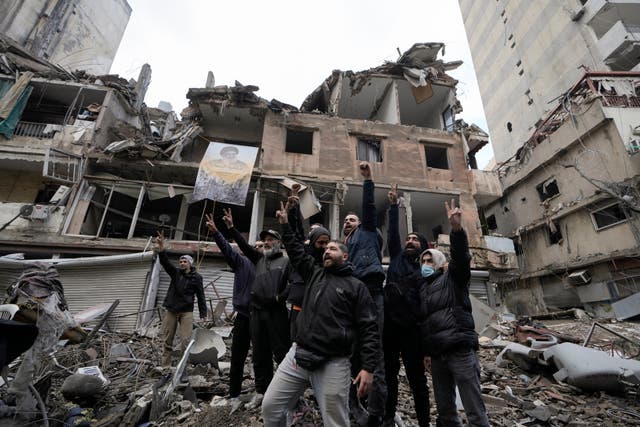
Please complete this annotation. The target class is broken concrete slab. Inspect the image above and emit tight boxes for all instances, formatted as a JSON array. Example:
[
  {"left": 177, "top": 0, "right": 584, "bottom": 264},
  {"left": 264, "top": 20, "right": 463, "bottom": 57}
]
[
  {"left": 189, "top": 328, "right": 226, "bottom": 365},
  {"left": 543, "top": 342, "right": 640, "bottom": 393},
  {"left": 612, "top": 291, "right": 640, "bottom": 320}
]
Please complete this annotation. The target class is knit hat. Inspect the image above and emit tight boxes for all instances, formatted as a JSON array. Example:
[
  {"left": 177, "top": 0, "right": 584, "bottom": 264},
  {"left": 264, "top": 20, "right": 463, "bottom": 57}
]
[
  {"left": 407, "top": 232, "right": 429, "bottom": 252},
  {"left": 179, "top": 255, "right": 194, "bottom": 266},
  {"left": 419, "top": 248, "right": 446, "bottom": 270},
  {"left": 308, "top": 226, "right": 330, "bottom": 246}
]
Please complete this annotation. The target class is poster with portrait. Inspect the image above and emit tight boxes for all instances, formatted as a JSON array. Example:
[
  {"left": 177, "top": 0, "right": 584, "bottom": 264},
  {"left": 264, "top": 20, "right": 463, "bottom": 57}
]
[{"left": 192, "top": 142, "right": 258, "bottom": 205}]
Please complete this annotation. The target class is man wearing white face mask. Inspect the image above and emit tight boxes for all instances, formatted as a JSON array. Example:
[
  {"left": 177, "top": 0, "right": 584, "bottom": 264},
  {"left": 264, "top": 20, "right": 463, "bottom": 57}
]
[{"left": 418, "top": 200, "right": 489, "bottom": 427}]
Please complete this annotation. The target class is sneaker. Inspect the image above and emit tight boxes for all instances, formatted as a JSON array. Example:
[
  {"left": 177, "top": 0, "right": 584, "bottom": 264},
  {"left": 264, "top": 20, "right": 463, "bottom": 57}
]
[{"left": 245, "top": 392, "right": 263, "bottom": 409}]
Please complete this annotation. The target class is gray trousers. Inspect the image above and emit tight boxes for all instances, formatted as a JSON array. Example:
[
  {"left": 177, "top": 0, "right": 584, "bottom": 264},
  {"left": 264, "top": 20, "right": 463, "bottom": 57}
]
[
  {"left": 262, "top": 344, "right": 351, "bottom": 427},
  {"left": 431, "top": 349, "right": 490, "bottom": 427}
]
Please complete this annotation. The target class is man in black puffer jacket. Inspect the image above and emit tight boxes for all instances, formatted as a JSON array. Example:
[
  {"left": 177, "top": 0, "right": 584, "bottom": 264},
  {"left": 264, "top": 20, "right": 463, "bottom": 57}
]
[
  {"left": 262, "top": 201, "right": 379, "bottom": 427},
  {"left": 383, "top": 184, "right": 430, "bottom": 427},
  {"left": 221, "top": 208, "right": 298, "bottom": 403},
  {"left": 419, "top": 200, "right": 489, "bottom": 427}
]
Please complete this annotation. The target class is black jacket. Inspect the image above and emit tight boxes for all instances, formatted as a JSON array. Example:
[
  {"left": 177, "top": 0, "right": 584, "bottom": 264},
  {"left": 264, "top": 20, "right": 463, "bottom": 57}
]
[
  {"left": 229, "top": 227, "right": 296, "bottom": 310},
  {"left": 384, "top": 204, "right": 425, "bottom": 329},
  {"left": 419, "top": 229, "right": 478, "bottom": 356},
  {"left": 282, "top": 222, "right": 380, "bottom": 372},
  {"left": 159, "top": 251, "right": 207, "bottom": 316}
]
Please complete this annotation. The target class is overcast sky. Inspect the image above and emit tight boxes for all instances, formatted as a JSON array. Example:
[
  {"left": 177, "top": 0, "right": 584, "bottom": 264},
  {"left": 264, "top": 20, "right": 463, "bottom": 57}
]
[{"left": 110, "top": 0, "right": 494, "bottom": 168}]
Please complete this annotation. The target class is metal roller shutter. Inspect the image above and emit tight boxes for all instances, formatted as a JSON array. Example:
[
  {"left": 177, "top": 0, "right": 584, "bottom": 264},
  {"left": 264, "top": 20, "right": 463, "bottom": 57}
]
[{"left": 0, "top": 253, "right": 154, "bottom": 332}]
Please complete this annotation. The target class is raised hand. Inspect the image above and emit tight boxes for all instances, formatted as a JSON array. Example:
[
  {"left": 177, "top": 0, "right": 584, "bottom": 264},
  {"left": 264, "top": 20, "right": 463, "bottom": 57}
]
[
  {"left": 359, "top": 162, "right": 372, "bottom": 180},
  {"left": 155, "top": 229, "right": 165, "bottom": 251},
  {"left": 276, "top": 201, "right": 289, "bottom": 224},
  {"left": 287, "top": 183, "right": 301, "bottom": 209},
  {"left": 388, "top": 183, "right": 398, "bottom": 205},
  {"left": 222, "top": 208, "right": 234, "bottom": 229},
  {"left": 445, "top": 198, "right": 462, "bottom": 231},
  {"left": 205, "top": 213, "right": 218, "bottom": 233}
]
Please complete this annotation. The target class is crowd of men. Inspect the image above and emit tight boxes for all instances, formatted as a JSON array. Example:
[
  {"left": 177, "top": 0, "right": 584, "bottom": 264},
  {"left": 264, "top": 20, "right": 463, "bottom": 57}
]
[{"left": 155, "top": 162, "right": 489, "bottom": 427}]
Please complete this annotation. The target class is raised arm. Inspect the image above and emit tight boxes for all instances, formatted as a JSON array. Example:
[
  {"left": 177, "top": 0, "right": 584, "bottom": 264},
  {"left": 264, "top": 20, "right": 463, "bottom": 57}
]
[
  {"left": 277, "top": 201, "right": 317, "bottom": 282},
  {"left": 446, "top": 199, "right": 471, "bottom": 286},
  {"left": 360, "top": 162, "right": 377, "bottom": 232},
  {"left": 207, "top": 213, "right": 245, "bottom": 270},
  {"left": 387, "top": 184, "right": 401, "bottom": 259},
  {"left": 287, "top": 184, "right": 306, "bottom": 243},
  {"left": 222, "top": 208, "right": 261, "bottom": 264},
  {"left": 155, "top": 230, "right": 177, "bottom": 278}
]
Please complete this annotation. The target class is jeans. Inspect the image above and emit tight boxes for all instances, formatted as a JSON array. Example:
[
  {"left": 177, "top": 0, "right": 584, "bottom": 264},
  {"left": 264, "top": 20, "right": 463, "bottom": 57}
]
[
  {"left": 384, "top": 323, "right": 429, "bottom": 426},
  {"left": 229, "top": 312, "right": 251, "bottom": 397},
  {"left": 350, "top": 288, "right": 386, "bottom": 419},
  {"left": 161, "top": 310, "right": 193, "bottom": 367},
  {"left": 262, "top": 344, "right": 351, "bottom": 427},
  {"left": 431, "top": 349, "right": 489, "bottom": 427},
  {"left": 251, "top": 305, "right": 291, "bottom": 394}
]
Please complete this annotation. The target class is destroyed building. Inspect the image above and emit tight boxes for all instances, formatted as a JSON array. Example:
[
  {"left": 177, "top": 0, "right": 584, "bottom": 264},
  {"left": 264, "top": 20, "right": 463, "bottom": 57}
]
[
  {"left": 0, "top": 0, "right": 131, "bottom": 75},
  {"left": 458, "top": 0, "right": 640, "bottom": 163},
  {"left": 0, "top": 38, "right": 512, "bottom": 331},
  {"left": 480, "top": 72, "right": 640, "bottom": 319}
]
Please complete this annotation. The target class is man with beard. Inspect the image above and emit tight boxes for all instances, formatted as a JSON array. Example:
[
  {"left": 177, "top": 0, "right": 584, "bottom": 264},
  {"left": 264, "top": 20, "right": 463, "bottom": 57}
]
[
  {"left": 205, "top": 213, "right": 259, "bottom": 409},
  {"left": 343, "top": 162, "right": 387, "bottom": 426},
  {"left": 222, "top": 208, "right": 294, "bottom": 408},
  {"left": 382, "top": 184, "right": 430, "bottom": 426},
  {"left": 419, "top": 200, "right": 489, "bottom": 427},
  {"left": 261, "top": 202, "right": 379, "bottom": 427},
  {"left": 155, "top": 231, "right": 207, "bottom": 369}
]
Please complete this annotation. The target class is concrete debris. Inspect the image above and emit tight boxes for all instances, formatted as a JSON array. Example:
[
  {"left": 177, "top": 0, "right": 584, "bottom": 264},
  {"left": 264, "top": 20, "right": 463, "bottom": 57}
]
[
  {"left": 189, "top": 328, "right": 226, "bottom": 365},
  {"left": 1, "top": 311, "right": 639, "bottom": 426},
  {"left": 61, "top": 373, "right": 106, "bottom": 404}
]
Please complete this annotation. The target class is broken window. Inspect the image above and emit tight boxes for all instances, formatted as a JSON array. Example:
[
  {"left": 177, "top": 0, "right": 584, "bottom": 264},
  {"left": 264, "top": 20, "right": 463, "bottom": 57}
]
[
  {"left": 285, "top": 128, "right": 314, "bottom": 155},
  {"left": 356, "top": 138, "right": 382, "bottom": 163},
  {"left": 43, "top": 148, "right": 83, "bottom": 184},
  {"left": 425, "top": 145, "right": 449, "bottom": 169},
  {"left": 442, "top": 106, "right": 454, "bottom": 131},
  {"left": 536, "top": 178, "right": 559, "bottom": 201},
  {"left": 591, "top": 202, "right": 630, "bottom": 231},
  {"left": 547, "top": 220, "right": 563, "bottom": 245},
  {"left": 486, "top": 214, "right": 498, "bottom": 231}
]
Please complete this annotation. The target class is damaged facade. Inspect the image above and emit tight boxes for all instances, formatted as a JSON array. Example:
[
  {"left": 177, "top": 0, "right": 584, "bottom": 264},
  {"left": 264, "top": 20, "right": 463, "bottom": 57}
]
[
  {"left": 0, "top": 38, "right": 511, "bottom": 331},
  {"left": 481, "top": 72, "right": 640, "bottom": 318}
]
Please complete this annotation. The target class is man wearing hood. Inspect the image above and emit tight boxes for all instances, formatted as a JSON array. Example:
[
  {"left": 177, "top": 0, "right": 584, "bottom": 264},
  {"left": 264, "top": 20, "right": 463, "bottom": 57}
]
[
  {"left": 261, "top": 202, "right": 379, "bottom": 427},
  {"left": 382, "top": 184, "right": 430, "bottom": 427},
  {"left": 155, "top": 231, "right": 207, "bottom": 368},
  {"left": 285, "top": 185, "right": 330, "bottom": 341},
  {"left": 343, "top": 162, "right": 387, "bottom": 426},
  {"left": 419, "top": 200, "right": 489, "bottom": 427},
  {"left": 222, "top": 208, "right": 296, "bottom": 406}
]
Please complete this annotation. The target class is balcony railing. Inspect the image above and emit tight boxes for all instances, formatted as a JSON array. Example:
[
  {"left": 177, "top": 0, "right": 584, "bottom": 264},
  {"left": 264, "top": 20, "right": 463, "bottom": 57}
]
[{"left": 13, "top": 121, "right": 57, "bottom": 139}]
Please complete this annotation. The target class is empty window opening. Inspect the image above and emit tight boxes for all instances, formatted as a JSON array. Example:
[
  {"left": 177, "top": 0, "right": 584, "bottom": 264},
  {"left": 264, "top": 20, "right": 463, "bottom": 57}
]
[
  {"left": 507, "top": 122, "right": 513, "bottom": 132},
  {"left": 591, "top": 202, "right": 630, "bottom": 230},
  {"left": 356, "top": 138, "right": 382, "bottom": 162},
  {"left": 285, "top": 129, "right": 314, "bottom": 154},
  {"left": 425, "top": 145, "right": 449, "bottom": 169},
  {"left": 536, "top": 178, "right": 559, "bottom": 201},
  {"left": 486, "top": 214, "right": 498, "bottom": 230},
  {"left": 547, "top": 220, "right": 563, "bottom": 245}
]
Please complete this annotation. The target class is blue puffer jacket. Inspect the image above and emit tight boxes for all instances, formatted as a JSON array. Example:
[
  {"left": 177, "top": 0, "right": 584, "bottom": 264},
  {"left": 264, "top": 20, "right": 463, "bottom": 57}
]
[{"left": 345, "top": 179, "right": 385, "bottom": 288}]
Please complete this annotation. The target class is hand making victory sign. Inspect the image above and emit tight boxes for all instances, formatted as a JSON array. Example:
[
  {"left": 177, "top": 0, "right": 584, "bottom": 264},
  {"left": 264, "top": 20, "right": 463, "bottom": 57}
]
[{"left": 445, "top": 198, "right": 462, "bottom": 232}]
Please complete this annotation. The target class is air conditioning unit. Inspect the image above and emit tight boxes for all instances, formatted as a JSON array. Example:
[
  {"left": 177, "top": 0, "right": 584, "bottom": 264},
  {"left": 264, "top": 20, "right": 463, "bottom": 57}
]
[{"left": 568, "top": 270, "right": 591, "bottom": 285}]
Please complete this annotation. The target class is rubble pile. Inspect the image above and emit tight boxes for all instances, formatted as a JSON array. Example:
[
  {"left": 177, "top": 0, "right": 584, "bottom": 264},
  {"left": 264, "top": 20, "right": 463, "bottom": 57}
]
[{"left": 2, "top": 308, "right": 639, "bottom": 426}]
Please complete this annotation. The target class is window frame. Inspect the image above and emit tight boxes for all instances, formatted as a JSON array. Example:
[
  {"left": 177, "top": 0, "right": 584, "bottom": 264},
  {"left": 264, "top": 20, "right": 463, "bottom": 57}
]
[
  {"left": 590, "top": 201, "right": 630, "bottom": 231},
  {"left": 424, "top": 144, "right": 450, "bottom": 170},
  {"left": 536, "top": 178, "right": 560, "bottom": 202},
  {"left": 356, "top": 136, "right": 383, "bottom": 163}
]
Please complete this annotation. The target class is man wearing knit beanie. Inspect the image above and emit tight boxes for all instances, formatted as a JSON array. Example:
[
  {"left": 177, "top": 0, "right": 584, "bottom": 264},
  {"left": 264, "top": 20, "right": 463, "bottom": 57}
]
[{"left": 155, "top": 231, "right": 207, "bottom": 372}]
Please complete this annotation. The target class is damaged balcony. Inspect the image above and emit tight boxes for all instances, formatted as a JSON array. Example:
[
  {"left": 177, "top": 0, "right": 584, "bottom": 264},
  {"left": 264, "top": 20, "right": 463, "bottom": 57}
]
[
  {"left": 301, "top": 42, "right": 462, "bottom": 131},
  {"left": 597, "top": 21, "right": 640, "bottom": 71}
]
